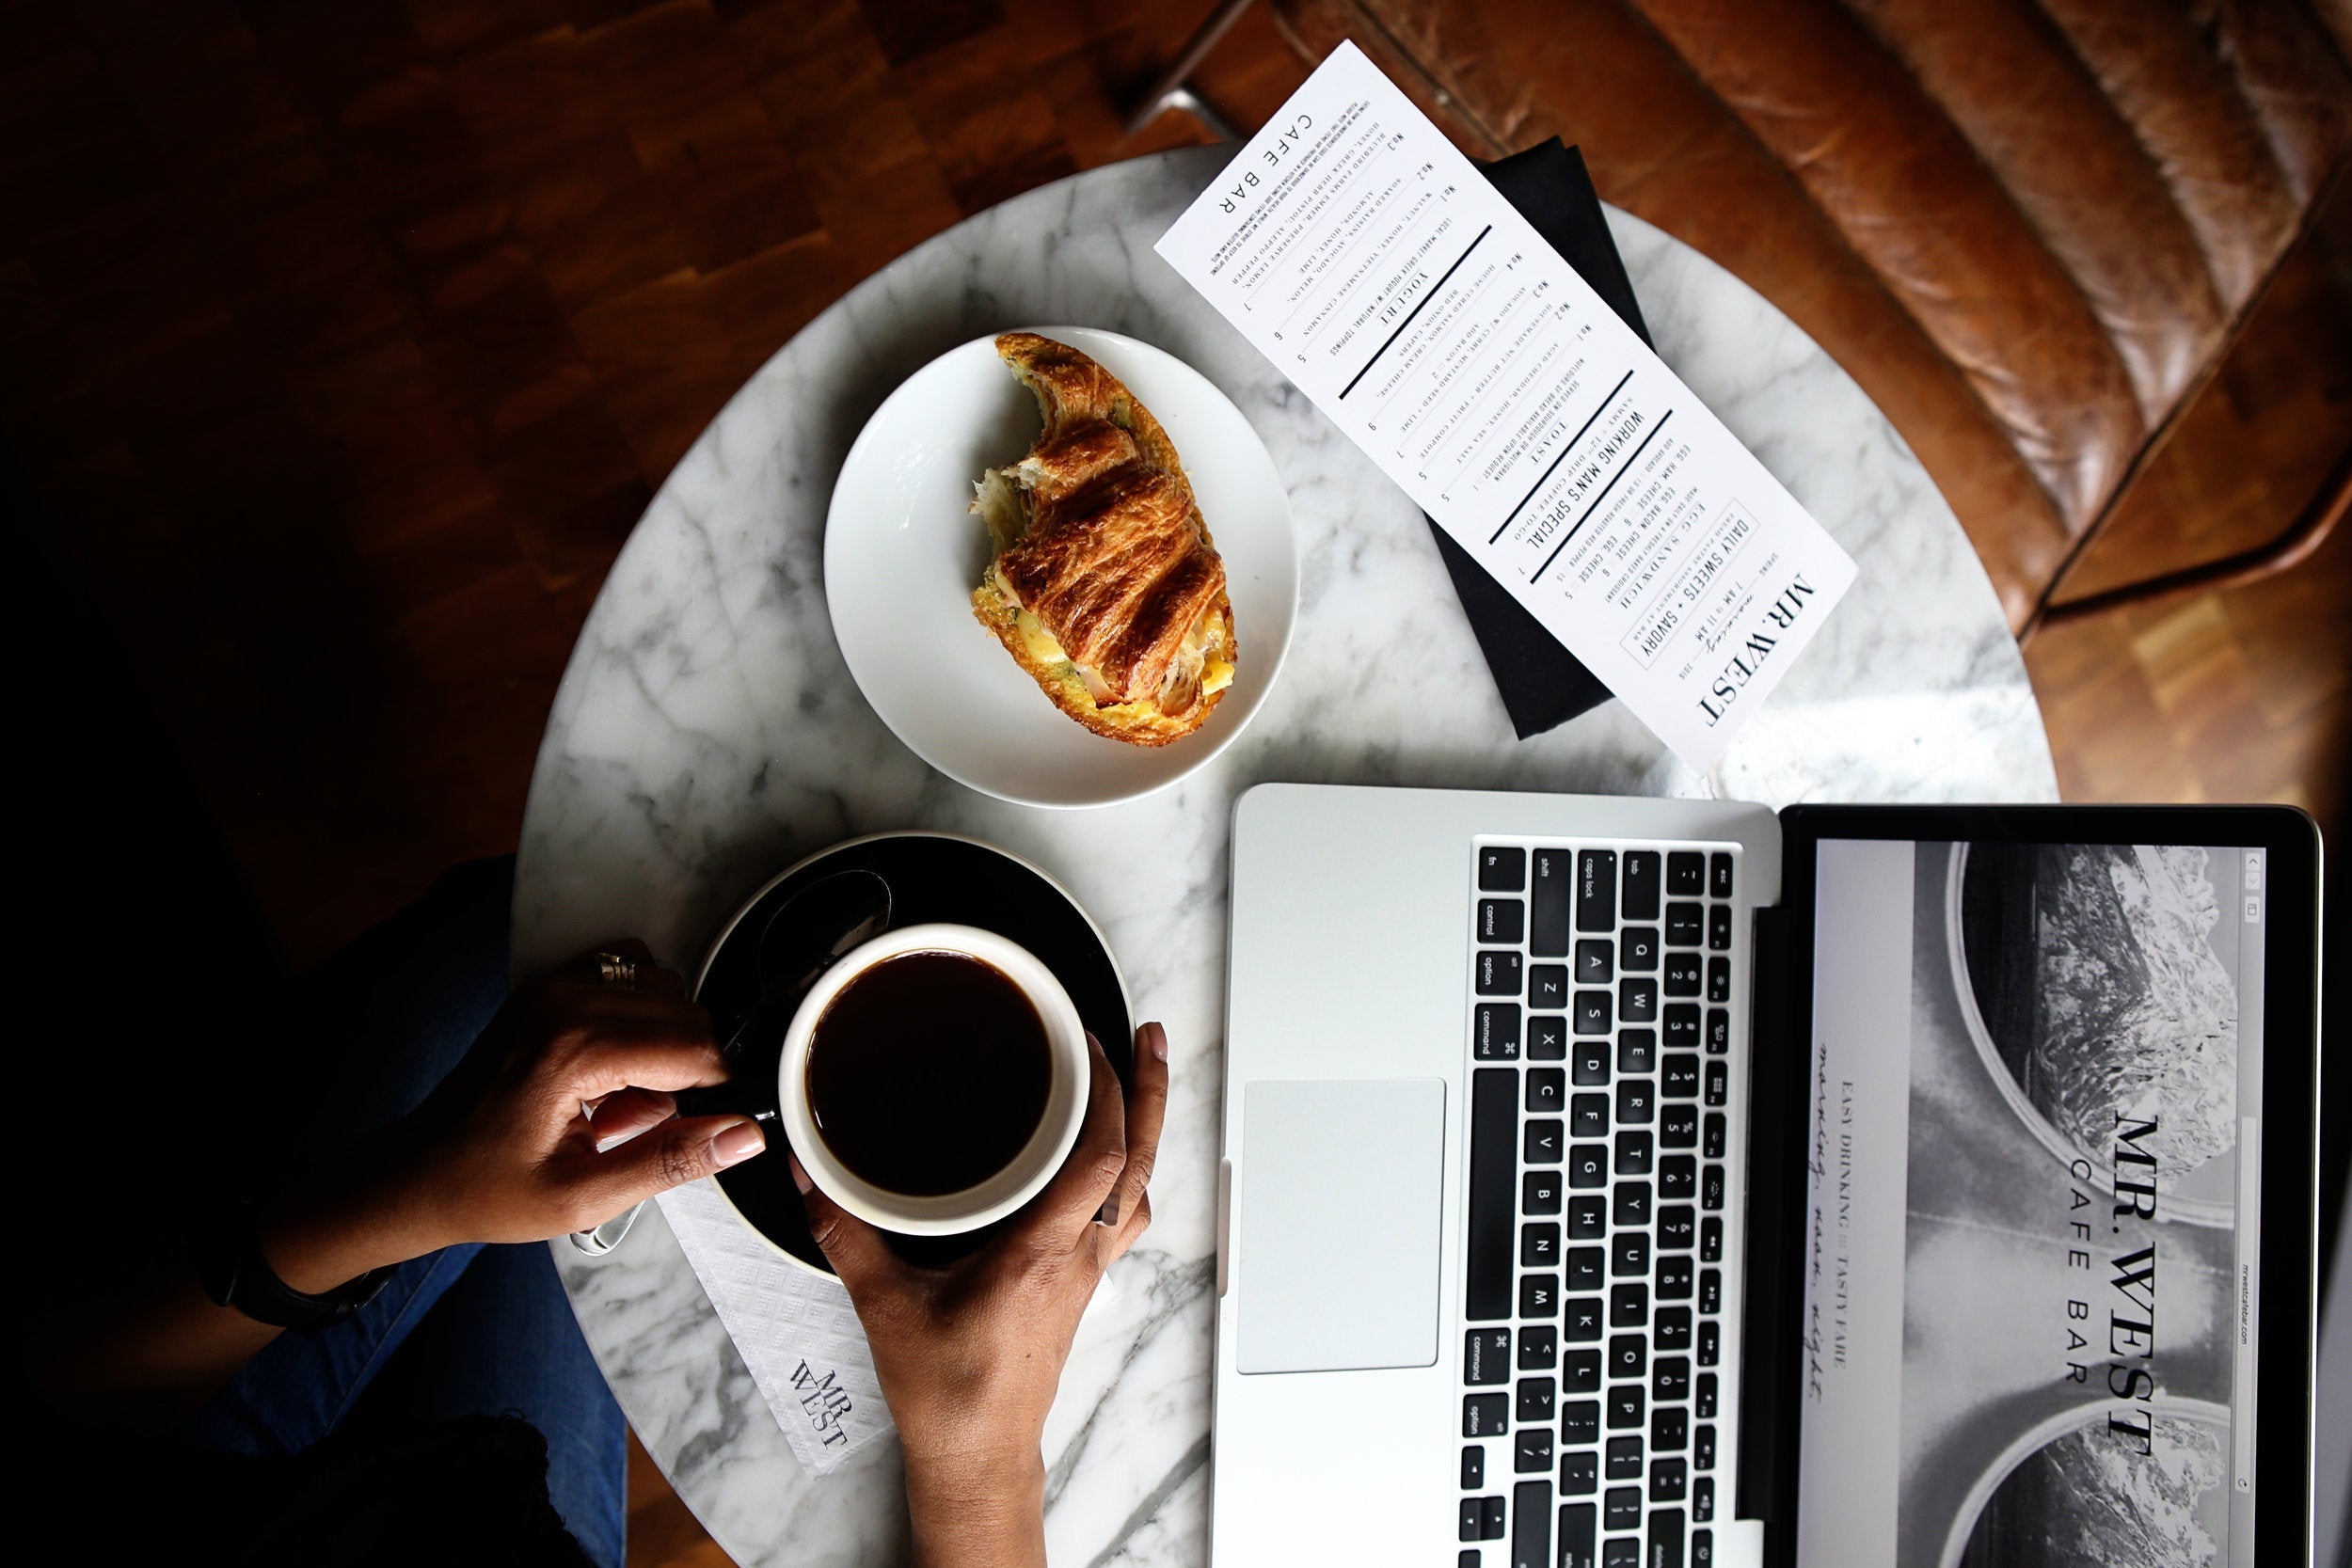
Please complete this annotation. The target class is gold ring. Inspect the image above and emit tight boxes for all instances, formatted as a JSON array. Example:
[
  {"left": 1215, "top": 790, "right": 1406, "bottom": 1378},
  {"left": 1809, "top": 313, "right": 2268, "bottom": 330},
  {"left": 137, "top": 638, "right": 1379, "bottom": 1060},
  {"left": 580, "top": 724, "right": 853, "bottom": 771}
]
[{"left": 592, "top": 951, "right": 639, "bottom": 988}]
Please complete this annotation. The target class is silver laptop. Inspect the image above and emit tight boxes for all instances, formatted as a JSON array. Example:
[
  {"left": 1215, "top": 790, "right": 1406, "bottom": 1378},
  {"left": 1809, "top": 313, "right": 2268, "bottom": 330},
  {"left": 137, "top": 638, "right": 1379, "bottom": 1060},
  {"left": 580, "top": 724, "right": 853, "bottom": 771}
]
[{"left": 1208, "top": 784, "right": 2322, "bottom": 1568}]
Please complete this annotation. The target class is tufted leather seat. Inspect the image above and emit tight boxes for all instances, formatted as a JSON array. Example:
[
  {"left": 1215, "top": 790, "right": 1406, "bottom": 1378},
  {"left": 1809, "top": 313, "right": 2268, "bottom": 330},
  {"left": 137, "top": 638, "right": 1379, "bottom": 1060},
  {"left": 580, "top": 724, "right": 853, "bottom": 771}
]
[{"left": 1268, "top": 0, "right": 2352, "bottom": 628}]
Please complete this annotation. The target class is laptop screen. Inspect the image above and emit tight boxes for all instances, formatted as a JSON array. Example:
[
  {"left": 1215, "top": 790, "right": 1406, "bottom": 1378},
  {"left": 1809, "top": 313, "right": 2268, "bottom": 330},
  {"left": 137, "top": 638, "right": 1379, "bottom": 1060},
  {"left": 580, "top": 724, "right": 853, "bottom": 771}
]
[{"left": 1795, "top": 837, "right": 2269, "bottom": 1568}]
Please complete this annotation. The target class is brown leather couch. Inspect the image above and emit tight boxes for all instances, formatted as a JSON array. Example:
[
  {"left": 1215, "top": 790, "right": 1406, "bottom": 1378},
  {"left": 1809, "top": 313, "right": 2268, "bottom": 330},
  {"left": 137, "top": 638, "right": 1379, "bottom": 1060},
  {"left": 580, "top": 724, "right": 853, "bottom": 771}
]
[{"left": 1268, "top": 0, "right": 2352, "bottom": 629}]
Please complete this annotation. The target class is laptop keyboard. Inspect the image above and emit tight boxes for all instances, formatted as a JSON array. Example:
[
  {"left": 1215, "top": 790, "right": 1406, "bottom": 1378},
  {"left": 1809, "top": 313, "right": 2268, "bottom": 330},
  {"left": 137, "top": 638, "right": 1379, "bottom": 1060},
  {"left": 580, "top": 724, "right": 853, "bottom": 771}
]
[{"left": 1457, "top": 840, "right": 1746, "bottom": 1568}]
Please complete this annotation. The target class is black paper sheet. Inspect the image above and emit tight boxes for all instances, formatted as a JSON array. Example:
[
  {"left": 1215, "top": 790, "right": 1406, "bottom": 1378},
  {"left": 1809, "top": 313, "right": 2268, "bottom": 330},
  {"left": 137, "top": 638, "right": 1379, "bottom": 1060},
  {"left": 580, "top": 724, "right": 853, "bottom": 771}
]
[{"left": 1430, "top": 140, "right": 1654, "bottom": 739}]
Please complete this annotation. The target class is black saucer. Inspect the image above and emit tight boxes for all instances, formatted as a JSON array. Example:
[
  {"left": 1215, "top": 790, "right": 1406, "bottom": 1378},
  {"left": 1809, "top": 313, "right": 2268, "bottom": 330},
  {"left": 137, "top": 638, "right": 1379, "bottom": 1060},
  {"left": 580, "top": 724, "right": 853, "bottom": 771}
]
[{"left": 696, "top": 832, "right": 1133, "bottom": 1274}]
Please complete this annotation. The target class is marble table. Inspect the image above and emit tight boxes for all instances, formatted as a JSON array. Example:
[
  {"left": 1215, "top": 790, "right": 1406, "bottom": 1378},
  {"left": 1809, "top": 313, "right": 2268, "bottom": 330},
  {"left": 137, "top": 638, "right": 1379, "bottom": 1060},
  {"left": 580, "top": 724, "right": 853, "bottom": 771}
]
[{"left": 515, "top": 144, "right": 2058, "bottom": 1567}]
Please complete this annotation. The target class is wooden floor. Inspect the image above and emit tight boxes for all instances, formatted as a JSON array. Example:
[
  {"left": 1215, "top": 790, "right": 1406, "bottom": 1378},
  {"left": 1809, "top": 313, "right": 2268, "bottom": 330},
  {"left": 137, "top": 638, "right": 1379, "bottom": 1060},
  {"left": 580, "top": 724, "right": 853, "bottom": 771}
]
[{"left": 4, "top": 6, "right": 2346, "bottom": 1566}]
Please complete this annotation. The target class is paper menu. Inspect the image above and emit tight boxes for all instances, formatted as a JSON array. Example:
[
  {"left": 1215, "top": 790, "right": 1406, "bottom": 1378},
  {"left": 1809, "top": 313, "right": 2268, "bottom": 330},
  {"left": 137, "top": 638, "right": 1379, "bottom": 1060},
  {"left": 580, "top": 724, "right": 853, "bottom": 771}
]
[{"left": 1152, "top": 42, "right": 1855, "bottom": 768}]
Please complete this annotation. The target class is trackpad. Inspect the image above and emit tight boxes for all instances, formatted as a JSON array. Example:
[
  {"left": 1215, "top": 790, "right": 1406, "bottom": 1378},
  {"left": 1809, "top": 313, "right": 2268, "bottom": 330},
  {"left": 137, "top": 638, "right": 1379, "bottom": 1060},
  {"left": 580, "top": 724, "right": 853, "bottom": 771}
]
[{"left": 1236, "top": 1079, "right": 1447, "bottom": 1374}]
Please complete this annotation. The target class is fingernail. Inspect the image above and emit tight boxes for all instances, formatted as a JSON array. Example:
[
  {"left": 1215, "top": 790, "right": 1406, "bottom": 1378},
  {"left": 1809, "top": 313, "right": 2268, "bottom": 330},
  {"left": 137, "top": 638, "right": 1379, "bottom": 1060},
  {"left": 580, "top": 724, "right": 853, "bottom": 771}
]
[
  {"left": 788, "top": 1154, "right": 813, "bottom": 1195},
  {"left": 1148, "top": 1023, "right": 1168, "bottom": 1063},
  {"left": 711, "top": 1119, "right": 766, "bottom": 1167},
  {"left": 1094, "top": 1194, "right": 1120, "bottom": 1227}
]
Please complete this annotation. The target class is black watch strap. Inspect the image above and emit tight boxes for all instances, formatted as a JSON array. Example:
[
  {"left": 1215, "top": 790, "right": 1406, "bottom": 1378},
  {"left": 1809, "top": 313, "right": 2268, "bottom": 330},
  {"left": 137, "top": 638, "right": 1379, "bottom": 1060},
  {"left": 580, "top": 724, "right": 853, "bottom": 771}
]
[{"left": 197, "top": 1190, "right": 394, "bottom": 1332}]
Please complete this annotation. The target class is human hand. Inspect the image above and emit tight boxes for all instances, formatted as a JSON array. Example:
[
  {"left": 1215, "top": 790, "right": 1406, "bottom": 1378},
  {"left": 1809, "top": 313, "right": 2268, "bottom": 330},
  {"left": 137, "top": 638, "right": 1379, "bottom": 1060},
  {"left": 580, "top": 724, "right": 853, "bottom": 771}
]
[
  {"left": 257, "top": 940, "right": 767, "bottom": 1291},
  {"left": 796, "top": 1022, "right": 1169, "bottom": 1568}
]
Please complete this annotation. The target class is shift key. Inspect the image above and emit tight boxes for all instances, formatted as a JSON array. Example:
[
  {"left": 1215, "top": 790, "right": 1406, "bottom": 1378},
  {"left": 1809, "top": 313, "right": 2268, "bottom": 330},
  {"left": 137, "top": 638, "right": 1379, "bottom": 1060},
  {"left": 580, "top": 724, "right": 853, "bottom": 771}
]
[
  {"left": 1531, "top": 850, "right": 1572, "bottom": 957},
  {"left": 1511, "top": 1481, "right": 1550, "bottom": 1568},
  {"left": 1559, "top": 1501, "right": 1596, "bottom": 1568}
]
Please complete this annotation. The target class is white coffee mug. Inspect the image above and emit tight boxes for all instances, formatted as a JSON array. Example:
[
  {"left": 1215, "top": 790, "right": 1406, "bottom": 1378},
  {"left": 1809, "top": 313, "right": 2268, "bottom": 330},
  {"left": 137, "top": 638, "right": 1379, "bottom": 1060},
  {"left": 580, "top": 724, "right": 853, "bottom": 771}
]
[{"left": 778, "top": 923, "right": 1090, "bottom": 1236}]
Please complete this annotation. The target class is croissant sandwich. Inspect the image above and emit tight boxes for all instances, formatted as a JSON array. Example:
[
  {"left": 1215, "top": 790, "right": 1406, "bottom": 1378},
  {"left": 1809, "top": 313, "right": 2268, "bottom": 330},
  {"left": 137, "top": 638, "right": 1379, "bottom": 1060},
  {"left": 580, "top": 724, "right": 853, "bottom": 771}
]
[{"left": 970, "top": 331, "right": 1236, "bottom": 746}]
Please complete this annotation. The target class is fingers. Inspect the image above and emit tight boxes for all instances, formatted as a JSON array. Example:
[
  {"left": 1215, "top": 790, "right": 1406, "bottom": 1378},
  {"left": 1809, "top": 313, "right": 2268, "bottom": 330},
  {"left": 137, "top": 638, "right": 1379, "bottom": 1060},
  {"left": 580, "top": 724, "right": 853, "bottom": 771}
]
[
  {"left": 1034, "top": 1033, "right": 1129, "bottom": 1232},
  {"left": 554, "top": 939, "right": 689, "bottom": 999},
  {"left": 584, "top": 1086, "right": 677, "bottom": 1151},
  {"left": 564, "top": 1021, "right": 731, "bottom": 1097},
  {"left": 791, "top": 1155, "right": 903, "bottom": 1293},
  {"left": 1097, "top": 1191, "right": 1153, "bottom": 1269},
  {"left": 1100, "top": 1022, "right": 1168, "bottom": 1235},
  {"left": 575, "top": 1112, "right": 769, "bottom": 1219}
]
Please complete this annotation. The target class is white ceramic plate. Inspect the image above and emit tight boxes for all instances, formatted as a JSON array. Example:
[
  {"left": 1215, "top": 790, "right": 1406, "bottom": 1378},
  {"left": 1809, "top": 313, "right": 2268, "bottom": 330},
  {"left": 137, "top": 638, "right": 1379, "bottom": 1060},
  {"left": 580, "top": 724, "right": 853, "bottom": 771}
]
[{"left": 824, "top": 326, "right": 1296, "bottom": 809}]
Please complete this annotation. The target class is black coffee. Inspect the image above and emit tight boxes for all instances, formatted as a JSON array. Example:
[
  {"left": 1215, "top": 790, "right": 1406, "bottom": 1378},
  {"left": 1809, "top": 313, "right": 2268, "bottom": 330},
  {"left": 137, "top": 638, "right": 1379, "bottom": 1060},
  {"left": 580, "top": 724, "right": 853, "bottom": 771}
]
[{"left": 805, "top": 950, "right": 1052, "bottom": 1196}]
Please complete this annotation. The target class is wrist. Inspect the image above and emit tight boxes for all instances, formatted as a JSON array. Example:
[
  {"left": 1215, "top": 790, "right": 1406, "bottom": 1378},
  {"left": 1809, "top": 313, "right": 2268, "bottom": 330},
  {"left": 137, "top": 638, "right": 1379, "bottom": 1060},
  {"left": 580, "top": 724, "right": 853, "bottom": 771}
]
[
  {"left": 903, "top": 1445, "right": 1046, "bottom": 1568},
  {"left": 250, "top": 1130, "right": 462, "bottom": 1294}
]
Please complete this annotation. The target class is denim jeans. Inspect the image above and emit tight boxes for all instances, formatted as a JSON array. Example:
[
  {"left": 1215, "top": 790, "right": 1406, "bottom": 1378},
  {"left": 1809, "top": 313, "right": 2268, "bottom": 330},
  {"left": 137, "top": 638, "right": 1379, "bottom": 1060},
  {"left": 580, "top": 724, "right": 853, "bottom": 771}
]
[{"left": 180, "top": 859, "right": 626, "bottom": 1568}]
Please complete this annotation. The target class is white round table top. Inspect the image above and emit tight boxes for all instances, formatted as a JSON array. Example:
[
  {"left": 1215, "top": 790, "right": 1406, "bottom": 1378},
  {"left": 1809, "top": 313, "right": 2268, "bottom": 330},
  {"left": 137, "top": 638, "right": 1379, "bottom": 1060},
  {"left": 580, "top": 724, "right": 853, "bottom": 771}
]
[{"left": 515, "top": 144, "right": 2057, "bottom": 1567}]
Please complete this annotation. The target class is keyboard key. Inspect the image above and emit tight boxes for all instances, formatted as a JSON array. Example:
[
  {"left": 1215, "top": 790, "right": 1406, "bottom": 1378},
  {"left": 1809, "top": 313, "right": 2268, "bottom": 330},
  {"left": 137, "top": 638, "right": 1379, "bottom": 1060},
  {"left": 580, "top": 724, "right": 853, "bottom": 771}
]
[
  {"left": 1520, "top": 1275, "right": 1559, "bottom": 1318},
  {"left": 1575, "top": 939, "right": 1613, "bottom": 984},
  {"left": 1531, "top": 1015, "right": 1569, "bottom": 1061},
  {"left": 1694, "top": 1425, "right": 1715, "bottom": 1471},
  {"left": 1697, "top": 1321, "right": 1719, "bottom": 1367},
  {"left": 1708, "top": 853, "right": 1733, "bottom": 898},
  {"left": 1618, "top": 978, "right": 1658, "bottom": 1023},
  {"left": 1474, "top": 1005, "right": 1521, "bottom": 1059},
  {"left": 1562, "top": 1501, "right": 1597, "bottom": 1568},
  {"left": 1609, "top": 1283, "right": 1648, "bottom": 1328},
  {"left": 1566, "top": 1247, "right": 1604, "bottom": 1293},
  {"left": 1657, "top": 1257, "right": 1693, "bottom": 1300},
  {"left": 1653, "top": 1406, "right": 1688, "bottom": 1451},
  {"left": 1465, "top": 1392, "right": 1510, "bottom": 1436},
  {"left": 1467, "top": 1328, "right": 1513, "bottom": 1384},
  {"left": 1707, "top": 904, "right": 1732, "bottom": 951},
  {"left": 1700, "top": 1218, "right": 1723, "bottom": 1262},
  {"left": 1467, "top": 1068, "right": 1517, "bottom": 1321},
  {"left": 1461, "top": 1498, "right": 1486, "bottom": 1543},
  {"left": 1525, "top": 1120, "right": 1564, "bottom": 1164},
  {"left": 1707, "top": 958, "right": 1730, "bottom": 1004},
  {"left": 1705, "top": 1009, "right": 1729, "bottom": 1054},
  {"left": 1463, "top": 1446, "right": 1486, "bottom": 1488},
  {"left": 1571, "top": 1092, "right": 1609, "bottom": 1137},
  {"left": 1652, "top": 1355, "right": 1690, "bottom": 1402},
  {"left": 1484, "top": 1495, "right": 1509, "bottom": 1540},
  {"left": 1516, "top": 1430, "right": 1553, "bottom": 1475},
  {"left": 1607, "top": 1333, "right": 1646, "bottom": 1379},
  {"left": 1604, "top": 1536, "right": 1640, "bottom": 1567},
  {"left": 1666, "top": 851, "right": 1705, "bottom": 895},
  {"left": 1657, "top": 1308, "right": 1692, "bottom": 1351},
  {"left": 1481, "top": 847, "right": 1526, "bottom": 892},
  {"left": 1573, "top": 990, "right": 1612, "bottom": 1035},
  {"left": 1693, "top": 1528, "right": 1712, "bottom": 1567},
  {"left": 1650, "top": 1456, "right": 1687, "bottom": 1500},
  {"left": 1480, "top": 899, "right": 1526, "bottom": 944},
  {"left": 1562, "top": 1452, "right": 1598, "bottom": 1497},
  {"left": 1611, "top": 1231, "right": 1649, "bottom": 1278},
  {"left": 1621, "top": 851, "right": 1661, "bottom": 920},
  {"left": 1660, "top": 1156, "right": 1696, "bottom": 1200},
  {"left": 1572, "top": 1037, "right": 1610, "bottom": 1085},
  {"left": 1527, "top": 1068, "right": 1565, "bottom": 1112},
  {"left": 1518, "top": 1378, "right": 1555, "bottom": 1423},
  {"left": 1563, "top": 1348, "right": 1600, "bottom": 1392},
  {"left": 1613, "top": 1131, "right": 1653, "bottom": 1176},
  {"left": 1662, "top": 1006, "right": 1699, "bottom": 1048},
  {"left": 1649, "top": 1504, "right": 1686, "bottom": 1568},
  {"left": 1518, "top": 1325, "right": 1558, "bottom": 1370},
  {"left": 1699, "top": 1269, "right": 1721, "bottom": 1315},
  {"left": 1531, "top": 850, "right": 1571, "bottom": 957},
  {"left": 1661, "top": 1104, "right": 1698, "bottom": 1148},
  {"left": 1522, "top": 1223, "right": 1560, "bottom": 1267},
  {"left": 1664, "top": 903, "right": 1703, "bottom": 946},
  {"left": 1694, "top": 1373, "right": 1717, "bottom": 1420},
  {"left": 1567, "top": 1196, "right": 1605, "bottom": 1239},
  {"left": 1704, "top": 1065, "right": 1726, "bottom": 1108},
  {"left": 1531, "top": 965, "right": 1569, "bottom": 1009},
  {"left": 1612, "top": 1181, "right": 1652, "bottom": 1228},
  {"left": 1702, "top": 1164, "right": 1725, "bottom": 1212},
  {"left": 1568, "top": 1144, "right": 1607, "bottom": 1187},
  {"left": 1663, "top": 952, "right": 1701, "bottom": 996},
  {"left": 1605, "top": 1436, "right": 1644, "bottom": 1480},
  {"left": 1524, "top": 1170, "right": 1563, "bottom": 1215},
  {"left": 1464, "top": 1551, "right": 1481, "bottom": 1568},
  {"left": 1480, "top": 950, "right": 1525, "bottom": 996},
  {"left": 1576, "top": 851, "right": 1617, "bottom": 932},
  {"left": 1663, "top": 1054, "right": 1700, "bottom": 1098},
  {"left": 1560, "top": 1401, "right": 1599, "bottom": 1445},
  {"left": 1603, "top": 1486, "right": 1642, "bottom": 1531},
  {"left": 1566, "top": 1297, "right": 1603, "bottom": 1341},
  {"left": 1617, "top": 1029, "right": 1657, "bottom": 1074},
  {"left": 1619, "top": 927, "right": 1659, "bottom": 972},
  {"left": 1658, "top": 1206, "right": 1695, "bottom": 1250},
  {"left": 1692, "top": 1478, "right": 1713, "bottom": 1523}
]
